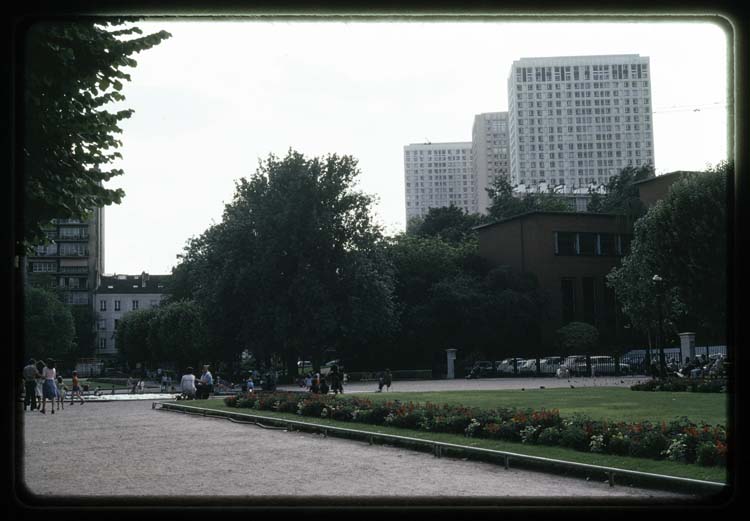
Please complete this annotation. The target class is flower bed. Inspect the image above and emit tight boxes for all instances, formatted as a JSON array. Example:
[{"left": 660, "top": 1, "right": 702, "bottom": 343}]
[
  {"left": 224, "top": 392, "right": 727, "bottom": 467},
  {"left": 630, "top": 378, "right": 727, "bottom": 393}
]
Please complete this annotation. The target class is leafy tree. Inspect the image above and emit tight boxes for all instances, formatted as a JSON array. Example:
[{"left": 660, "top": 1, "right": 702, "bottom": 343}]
[
  {"left": 607, "top": 163, "right": 729, "bottom": 344},
  {"left": 24, "top": 286, "right": 75, "bottom": 362},
  {"left": 21, "top": 19, "right": 171, "bottom": 254},
  {"left": 555, "top": 322, "right": 600, "bottom": 355},
  {"left": 408, "top": 205, "right": 486, "bottom": 243},
  {"left": 115, "top": 308, "right": 156, "bottom": 370},
  {"left": 587, "top": 165, "right": 655, "bottom": 219},
  {"left": 70, "top": 305, "right": 97, "bottom": 359},
  {"left": 170, "top": 150, "right": 397, "bottom": 380},
  {"left": 485, "top": 177, "right": 572, "bottom": 221}
]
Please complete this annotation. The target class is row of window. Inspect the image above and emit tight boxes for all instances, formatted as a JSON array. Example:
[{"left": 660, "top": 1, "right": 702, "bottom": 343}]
[
  {"left": 516, "top": 63, "right": 648, "bottom": 83},
  {"left": 99, "top": 299, "right": 159, "bottom": 311},
  {"left": 554, "top": 232, "right": 633, "bottom": 257}
]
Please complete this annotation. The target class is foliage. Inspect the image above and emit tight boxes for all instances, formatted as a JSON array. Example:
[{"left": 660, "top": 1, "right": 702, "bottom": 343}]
[
  {"left": 407, "top": 205, "right": 487, "bottom": 243},
  {"left": 223, "top": 392, "right": 726, "bottom": 467},
  {"left": 169, "top": 150, "right": 397, "bottom": 378},
  {"left": 485, "top": 176, "right": 573, "bottom": 222},
  {"left": 586, "top": 165, "right": 654, "bottom": 219},
  {"left": 607, "top": 163, "right": 729, "bottom": 343},
  {"left": 70, "top": 305, "right": 97, "bottom": 359},
  {"left": 555, "top": 322, "right": 599, "bottom": 355},
  {"left": 21, "top": 19, "right": 171, "bottom": 254},
  {"left": 630, "top": 378, "right": 727, "bottom": 393},
  {"left": 24, "top": 286, "right": 76, "bottom": 362},
  {"left": 115, "top": 300, "right": 209, "bottom": 371}
]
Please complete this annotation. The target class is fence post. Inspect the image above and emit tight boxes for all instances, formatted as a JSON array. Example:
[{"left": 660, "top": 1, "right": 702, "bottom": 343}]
[
  {"left": 536, "top": 357, "right": 541, "bottom": 377},
  {"left": 586, "top": 354, "right": 592, "bottom": 377},
  {"left": 513, "top": 359, "right": 518, "bottom": 376},
  {"left": 614, "top": 354, "right": 620, "bottom": 376}
]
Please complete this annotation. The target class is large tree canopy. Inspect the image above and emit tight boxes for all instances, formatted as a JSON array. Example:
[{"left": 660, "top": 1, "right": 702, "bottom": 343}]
[
  {"left": 607, "top": 163, "right": 729, "bottom": 344},
  {"left": 587, "top": 165, "right": 655, "bottom": 220},
  {"left": 21, "top": 19, "right": 171, "bottom": 253},
  {"left": 24, "top": 286, "right": 75, "bottom": 363},
  {"left": 407, "top": 205, "right": 487, "bottom": 243},
  {"left": 169, "top": 150, "right": 397, "bottom": 379}
]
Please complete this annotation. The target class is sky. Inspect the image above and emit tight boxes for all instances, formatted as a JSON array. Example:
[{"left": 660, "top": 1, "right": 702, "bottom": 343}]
[{"left": 100, "top": 18, "right": 729, "bottom": 275}]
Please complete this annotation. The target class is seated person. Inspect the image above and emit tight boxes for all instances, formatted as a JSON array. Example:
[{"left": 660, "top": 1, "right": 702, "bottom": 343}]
[{"left": 180, "top": 367, "right": 197, "bottom": 399}]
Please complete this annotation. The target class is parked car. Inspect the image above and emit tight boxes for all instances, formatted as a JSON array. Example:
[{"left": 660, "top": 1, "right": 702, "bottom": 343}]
[
  {"left": 519, "top": 359, "right": 537, "bottom": 374},
  {"left": 320, "top": 360, "right": 343, "bottom": 376},
  {"left": 495, "top": 358, "right": 526, "bottom": 375},
  {"left": 466, "top": 361, "right": 495, "bottom": 379},
  {"left": 538, "top": 356, "right": 563, "bottom": 374},
  {"left": 588, "top": 356, "right": 631, "bottom": 376}
]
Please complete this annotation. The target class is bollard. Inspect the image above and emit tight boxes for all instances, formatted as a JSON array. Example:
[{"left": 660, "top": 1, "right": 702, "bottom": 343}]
[
  {"left": 152, "top": 402, "right": 155, "bottom": 409},
  {"left": 608, "top": 471, "right": 615, "bottom": 487},
  {"left": 504, "top": 456, "right": 509, "bottom": 470}
]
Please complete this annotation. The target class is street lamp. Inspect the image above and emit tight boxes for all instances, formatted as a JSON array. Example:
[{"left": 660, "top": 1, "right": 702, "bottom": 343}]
[{"left": 652, "top": 274, "right": 667, "bottom": 378}]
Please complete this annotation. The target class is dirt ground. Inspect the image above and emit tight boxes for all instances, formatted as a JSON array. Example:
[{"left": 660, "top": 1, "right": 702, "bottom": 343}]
[{"left": 17, "top": 387, "right": 697, "bottom": 506}]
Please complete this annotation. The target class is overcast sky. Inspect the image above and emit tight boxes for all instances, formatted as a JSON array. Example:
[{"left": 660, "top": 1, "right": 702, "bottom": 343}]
[{"left": 100, "top": 19, "right": 729, "bottom": 275}]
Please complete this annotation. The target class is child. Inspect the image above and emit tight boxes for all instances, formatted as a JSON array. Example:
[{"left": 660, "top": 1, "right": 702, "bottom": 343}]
[
  {"left": 55, "top": 375, "right": 66, "bottom": 411},
  {"left": 70, "top": 371, "right": 85, "bottom": 405}
]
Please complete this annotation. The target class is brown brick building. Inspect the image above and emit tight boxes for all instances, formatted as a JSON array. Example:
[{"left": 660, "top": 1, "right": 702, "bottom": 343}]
[{"left": 475, "top": 211, "right": 635, "bottom": 350}]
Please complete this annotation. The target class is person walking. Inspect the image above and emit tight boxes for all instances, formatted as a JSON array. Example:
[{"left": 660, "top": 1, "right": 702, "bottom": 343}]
[
  {"left": 384, "top": 368, "right": 393, "bottom": 392},
  {"left": 70, "top": 371, "right": 85, "bottom": 405},
  {"left": 55, "top": 375, "right": 66, "bottom": 411},
  {"left": 35, "top": 360, "right": 46, "bottom": 403},
  {"left": 23, "top": 358, "right": 41, "bottom": 411},
  {"left": 40, "top": 359, "right": 58, "bottom": 414},
  {"left": 329, "top": 365, "right": 343, "bottom": 394}
]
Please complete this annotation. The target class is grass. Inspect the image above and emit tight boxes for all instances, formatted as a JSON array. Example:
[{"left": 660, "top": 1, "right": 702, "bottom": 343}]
[
  {"left": 358, "top": 388, "right": 728, "bottom": 426},
  {"left": 182, "top": 395, "right": 728, "bottom": 484}
]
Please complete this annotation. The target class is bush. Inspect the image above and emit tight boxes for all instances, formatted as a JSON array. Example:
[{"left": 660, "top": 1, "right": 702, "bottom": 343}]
[
  {"left": 537, "top": 427, "right": 562, "bottom": 446},
  {"left": 631, "top": 431, "right": 670, "bottom": 459},
  {"left": 696, "top": 442, "right": 720, "bottom": 466},
  {"left": 606, "top": 432, "right": 632, "bottom": 456},
  {"left": 560, "top": 426, "right": 590, "bottom": 451}
]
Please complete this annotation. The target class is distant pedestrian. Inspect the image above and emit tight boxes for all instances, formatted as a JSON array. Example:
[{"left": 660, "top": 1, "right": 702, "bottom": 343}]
[
  {"left": 304, "top": 373, "right": 312, "bottom": 391},
  {"left": 377, "top": 373, "right": 385, "bottom": 392},
  {"left": 35, "top": 360, "right": 46, "bottom": 402},
  {"left": 246, "top": 375, "right": 254, "bottom": 394},
  {"left": 384, "top": 369, "right": 392, "bottom": 392},
  {"left": 70, "top": 371, "right": 85, "bottom": 405},
  {"left": 161, "top": 374, "right": 168, "bottom": 392},
  {"left": 319, "top": 377, "right": 329, "bottom": 395},
  {"left": 40, "top": 359, "right": 58, "bottom": 414},
  {"left": 329, "top": 365, "right": 343, "bottom": 394},
  {"left": 22, "top": 358, "right": 41, "bottom": 411},
  {"left": 311, "top": 373, "right": 320, "bottom": 394},
  {"left": 55, "top": 375, "right": 66, "bottom": 411}
]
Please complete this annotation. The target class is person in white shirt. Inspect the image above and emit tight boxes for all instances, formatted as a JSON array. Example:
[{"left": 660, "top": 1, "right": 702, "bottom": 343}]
[
  {"left": 197, "top": 365, "right": 213, "bottom": 399},
  {"left": 180, "top": 367, "right": 196, "bottom": 399}
]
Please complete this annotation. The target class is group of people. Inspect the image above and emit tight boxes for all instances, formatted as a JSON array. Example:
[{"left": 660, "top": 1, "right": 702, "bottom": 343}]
[
  {"left": 303, "top": 365, "right": 344, "bottom": 394},
  {"left": 22, "top": 358, "right": 85, "bottom": 414},
  {"left": 178, "top": 365, "right": 214, "bottom": 400},
  {"left": 679, "top": 355, "right": 726, "bottom": 379},
  {"left": 377, "top": 369, "right": 393, "bottom": 392}
]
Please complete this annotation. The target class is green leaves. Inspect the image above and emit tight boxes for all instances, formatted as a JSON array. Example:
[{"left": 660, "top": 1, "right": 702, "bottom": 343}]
[{"left": 21, "top": 20, "right": 171, "bottom": 254}]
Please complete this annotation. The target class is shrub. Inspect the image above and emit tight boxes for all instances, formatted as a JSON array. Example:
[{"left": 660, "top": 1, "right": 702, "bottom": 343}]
[
  {"left": 631, "top": 431, "right": 670, "bottom": 459},
  {"left": 605, "top": 432, "right": 632, "bottom": 456},
  {"left": 559, "top": 426, "right": 590, "bottom": 451},
  {"left": 520, "top": 425, "right": 540, "bottom": 444},
  {"left": 537, "top": 427, "right": 562, "bottom": 446},
  {"left": 696, "top": 442, "right": 721, "bottom": 466}
]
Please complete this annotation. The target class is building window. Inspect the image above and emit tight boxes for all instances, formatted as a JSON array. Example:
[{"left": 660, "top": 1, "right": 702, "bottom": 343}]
[
  {"left": 555, "top": 232, "right": 577, "bottom": 255},
  {"left": 132, "top": 300, "right": 139, "bottom": 311},
  {"left": 581, "top": 277, "right": 596, "bottom": 325},
  {"left": 561, "top": 278, "right": 576, "bottom": 324},
  {"left": 578, "top": 233, "right": 597, "bottom": 255},
  {"left": 598, "top": 233, "right": 616, "bottom": 256},
  {"left": 99, "top": 337, "right": 106, "bottom": 350},
  {"left": 100, "top": 300, "right": 106, "bottom": 311},
  {"left": 98, "top": 319, "right": 106, "bottom": 330},
  {"left": 114, "top": 300, "right": 121, "bottom": 311}
]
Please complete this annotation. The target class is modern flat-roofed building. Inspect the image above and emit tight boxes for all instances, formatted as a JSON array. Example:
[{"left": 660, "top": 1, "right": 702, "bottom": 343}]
[
  {"left": 404, "top": 141, "right": 475, "bottom": 223},
  {"left": 472, "top": 112, "right": 510, "bottom": 214},
  {"left": 475, "top": 211, "right": 634, "bottom": 348},
  {"left": 508, "top": 55, "right": 655, "bottom": 190},
  {"left": 93, "top": 272, "right": 170, "bottom": 357},
  {"left": 26, "top": 209, "right": 105, "bottom": 307}
]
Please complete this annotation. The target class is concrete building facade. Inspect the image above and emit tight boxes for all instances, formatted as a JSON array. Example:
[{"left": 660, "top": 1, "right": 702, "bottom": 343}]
[
  {"left": 404, "top": 142, "right": 475, "bottom": 222},
  {"left": 93, "top": 272, "right": 170, "bottom": 357},
  {"left": 508, "top": 55, "right": 655, "bottom": 189},
  {"left": 472, "top": 112, "right": 510, "bottom": 214},
  {"left": 26, "top": 209, "right": 105, "bottom": 307}
]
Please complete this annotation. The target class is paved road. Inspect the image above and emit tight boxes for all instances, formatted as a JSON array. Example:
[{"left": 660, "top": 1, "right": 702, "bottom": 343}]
[{"left": 18, "top": 398, "right": 693, "bottom": 505}]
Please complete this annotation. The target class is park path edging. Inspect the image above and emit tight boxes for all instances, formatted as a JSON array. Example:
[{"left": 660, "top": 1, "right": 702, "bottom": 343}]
[{"left": 157, "top": 401, "right": 727, "bottom": 498}]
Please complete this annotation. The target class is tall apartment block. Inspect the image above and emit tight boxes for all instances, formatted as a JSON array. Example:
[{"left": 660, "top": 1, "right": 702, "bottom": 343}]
[
  {"left": 507, "top": 55, "right": 655, "bottom": 188},
  {"left": 26, "top": 208, "right": 105, "bottom": 306},
  {"left": 472, "top": 112, "right": 510, "bottom": 213},
  {"left": 404, "top": 142, "right": 475, "bottom": 223}
]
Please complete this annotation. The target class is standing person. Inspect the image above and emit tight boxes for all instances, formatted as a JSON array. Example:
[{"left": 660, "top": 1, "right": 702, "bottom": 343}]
[
  {"left": 35, "top": 360, "right": 46, "bottom": 403},
  {"left": 304, "top": 373, "right": 312, "bottom": 391},
  {"left": 70, "top": 371, "right": 85, "bottom": 405},
  {"left": 23, "top": 358, "right": 41, "bottom": 411},
  {"left": 384, "top": 368, "right": 393, "bottom": 392},
  {"left": 329, "top": 365, "right": 343, "bottom": 394},
  {"left": 180, "top": 367, "right": 196, "bottom": 399},
  {"left": 40, "top": 359, "right": 58, "bottom": 414},
  {"left": 319, "top": 376, "right": 329, "bottom": 395},
  {"left": 55, "top": 375, "right": 66, "bottom": 411},
  {"left": 377, "top": 372, "right": 385, "bottom": 392},
  {"left": 198, "top": 365, "right": 213, "bottom": 399},
  {"left": 161, "top": 373, "right": 168, "bottom": 392},
  {"left": 246, "top": 374, "right": 254, "bottom": 394}
]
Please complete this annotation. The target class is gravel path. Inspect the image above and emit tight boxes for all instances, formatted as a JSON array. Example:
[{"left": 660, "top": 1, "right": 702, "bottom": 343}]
[{"left": 19, "top": 398, "right": 692, "bottom": 504}]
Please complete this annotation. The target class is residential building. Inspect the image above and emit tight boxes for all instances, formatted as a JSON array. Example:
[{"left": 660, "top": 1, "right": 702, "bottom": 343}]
[
  {"left": 404, "top": 142, "right": 475, "bottom": 223},
  {"left": 508, "top": 54, "right": 655, "bottom": 189},
  {"left": 475, "top": 211, "right": 634, "bottom": 348},
  {"left": 93, "top": 272, "right": 170, "bottom": 357},
  {"left": 472, "top": 112, "right": 510, "bottom": 214},
  {"left": 26, "top": 209, "right": 105, "bottom": 306}
]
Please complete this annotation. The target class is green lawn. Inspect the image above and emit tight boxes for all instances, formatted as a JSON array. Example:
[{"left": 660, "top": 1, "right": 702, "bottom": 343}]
[
  {"left": 357, "top": 388, "right": 728, "bottom": 426},
  {"left": 189, "top": 399, "right": 727, "bottom": 483}
]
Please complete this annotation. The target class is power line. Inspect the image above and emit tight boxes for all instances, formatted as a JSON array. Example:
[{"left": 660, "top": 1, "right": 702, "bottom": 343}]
[{"left": 651, "top": 101, "right": 728, "bottom": 114}]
